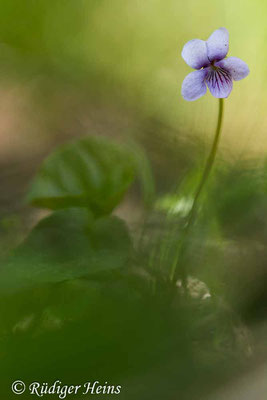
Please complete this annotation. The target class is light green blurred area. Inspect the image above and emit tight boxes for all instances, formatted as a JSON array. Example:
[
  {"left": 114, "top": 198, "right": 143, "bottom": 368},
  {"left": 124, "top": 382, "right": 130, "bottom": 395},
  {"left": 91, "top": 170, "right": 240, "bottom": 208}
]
[
  {"left": 0, "top": 3, "right": 267, "bottom": 398},
  {"left": 0, "top": 0, "right": 265, "bottom": 158}
]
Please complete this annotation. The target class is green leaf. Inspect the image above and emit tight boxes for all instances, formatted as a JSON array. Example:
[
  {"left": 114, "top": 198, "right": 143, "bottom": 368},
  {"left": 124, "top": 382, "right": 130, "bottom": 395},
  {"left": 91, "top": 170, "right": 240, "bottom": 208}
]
[
  {"left": 26, "top": 136, "right": 137, "bottom": 215},
  {"left": 0, "top": 208, "right": 132, "bottom": 293}
]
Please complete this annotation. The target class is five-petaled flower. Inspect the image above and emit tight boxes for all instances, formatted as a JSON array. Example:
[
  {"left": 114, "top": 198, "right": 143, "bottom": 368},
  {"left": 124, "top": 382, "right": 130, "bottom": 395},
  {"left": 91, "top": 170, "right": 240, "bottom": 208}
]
[{"left": 181, "top": 28, "right": 249, "bottom": 101}]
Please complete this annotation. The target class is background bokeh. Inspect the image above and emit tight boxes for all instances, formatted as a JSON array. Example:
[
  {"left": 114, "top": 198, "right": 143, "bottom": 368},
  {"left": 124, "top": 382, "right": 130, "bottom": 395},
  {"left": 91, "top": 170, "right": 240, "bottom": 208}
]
[
  {"left": 0, "top": 0, "right": 266, "bottom": 217},
  {"left": 0, "top": 1, "right": 266, "bottom": 399},
  {"left": 0, "top": 0, "right": 265, "bottom": 158}
]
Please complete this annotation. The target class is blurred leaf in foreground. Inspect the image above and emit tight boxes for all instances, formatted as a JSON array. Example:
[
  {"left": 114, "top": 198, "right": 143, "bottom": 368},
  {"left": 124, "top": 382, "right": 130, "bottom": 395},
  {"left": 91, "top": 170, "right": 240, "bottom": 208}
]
[
  {"left": 26, "top": 136, "right": 137, "bottom": 216},
  {"left": 0, "top": 208, "right": 131, "bottom": 293}
]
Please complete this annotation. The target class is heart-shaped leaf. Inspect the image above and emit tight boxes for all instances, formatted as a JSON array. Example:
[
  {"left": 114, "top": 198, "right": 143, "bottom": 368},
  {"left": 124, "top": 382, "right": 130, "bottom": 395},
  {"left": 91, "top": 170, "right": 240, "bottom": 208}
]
[
  {"left": 27, "top": 136, "right": 137, "bottom": 216},
  {"left": 0, "top": 208, "right": 132, "bottom": 293}
]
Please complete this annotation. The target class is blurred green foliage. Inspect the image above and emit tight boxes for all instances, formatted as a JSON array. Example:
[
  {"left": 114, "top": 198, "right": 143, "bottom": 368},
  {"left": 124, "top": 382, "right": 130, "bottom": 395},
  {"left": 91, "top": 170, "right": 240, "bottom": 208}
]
[
  {"left": 0, "top": 1, "right": 266, "bottom": 399},
  {"left": 0, "top": 209, "right": 132, "bottom": 293},
  {"left": 1, "top": 135, "right": 266, "bottom": 399},
  {"left": 27, "top": 136, "right": 137, "bottom": 214}
]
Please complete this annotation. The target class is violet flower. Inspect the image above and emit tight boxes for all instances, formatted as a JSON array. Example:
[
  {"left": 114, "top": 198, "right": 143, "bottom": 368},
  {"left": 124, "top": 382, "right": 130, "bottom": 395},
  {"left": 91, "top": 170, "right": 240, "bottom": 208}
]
[{"left": 181, "top": 28, "right": 249, "bottom": 101}]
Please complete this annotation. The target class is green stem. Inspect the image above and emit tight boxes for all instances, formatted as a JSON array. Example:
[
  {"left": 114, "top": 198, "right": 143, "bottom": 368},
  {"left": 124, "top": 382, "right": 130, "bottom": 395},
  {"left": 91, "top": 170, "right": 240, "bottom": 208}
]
[{"left": 170, "top": 98, "right": 224, "bottom": 285}]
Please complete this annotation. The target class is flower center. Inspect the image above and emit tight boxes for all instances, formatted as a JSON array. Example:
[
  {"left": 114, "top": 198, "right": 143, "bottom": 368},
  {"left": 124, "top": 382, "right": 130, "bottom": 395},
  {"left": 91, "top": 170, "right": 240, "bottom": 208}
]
[
  {"left": 206, "top": 66, "right": 232, "bottom": 90},
  {"left": 210, "top": 61, "right": 218, "bottom": 70}
]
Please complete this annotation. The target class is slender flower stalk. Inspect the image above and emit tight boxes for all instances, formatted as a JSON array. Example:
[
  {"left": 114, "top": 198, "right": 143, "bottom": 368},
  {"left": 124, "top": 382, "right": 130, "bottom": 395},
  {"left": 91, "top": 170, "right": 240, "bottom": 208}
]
[
  {"left": 170, "top": 98, "right": 224, "bottom": 285},
  {"left": 186, "top": 98, "right": 224, "bottom": 228}
]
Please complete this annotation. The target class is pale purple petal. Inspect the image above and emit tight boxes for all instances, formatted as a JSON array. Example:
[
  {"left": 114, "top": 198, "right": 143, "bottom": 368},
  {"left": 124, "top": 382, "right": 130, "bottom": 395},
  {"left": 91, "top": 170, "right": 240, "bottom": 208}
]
[
  {"left": 181, "top": 69, "right": 207, "bottom": 101},
  {"left": 215, "top": 57, "right": 249, "bottom": 81},
  {"left": 206, "top": 28, "right": 229, "bottom": 62},
  {"left": 181, "top": 39, "right": 209, "bottom": 69},
  {"left": 206, "top": 67, "right": 233, "bottom": 98}
]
